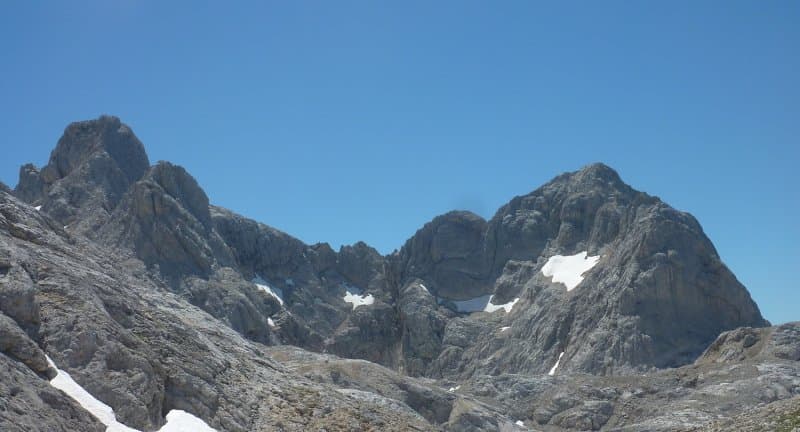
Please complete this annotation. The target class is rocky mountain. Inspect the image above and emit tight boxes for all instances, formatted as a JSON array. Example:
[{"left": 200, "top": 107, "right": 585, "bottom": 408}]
[{"left": 1, "top": 115, "right": 796, "bottom": 431}]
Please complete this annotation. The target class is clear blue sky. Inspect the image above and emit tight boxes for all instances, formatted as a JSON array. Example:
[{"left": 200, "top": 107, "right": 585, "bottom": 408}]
[{"left": 1, "top": 2, "right": 797, "bottom": 324}]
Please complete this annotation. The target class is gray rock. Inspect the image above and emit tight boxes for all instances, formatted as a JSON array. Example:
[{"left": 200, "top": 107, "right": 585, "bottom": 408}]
[
  {"left": 404, "top": 163, "right": 769, "bottom": 378},
  {"left": 13, "top": 115, "right": 150, "bottom": 234},
  {"left": 0, "top": 351, "right": 105, "bottom": 432},
  {"left": 0, "top": 312, "right": 50, "bottom": 376},
  {"left": 95, "top": 161, "right": 235, "bottom": 283},
  {"left": 1, "top": 117, "right": 792, "bottom": 432},
  {"left": 13, "top": 164, "right": 44, "bottom": 203},
  {"left": 0, "top": 189, "right": 435, "bottom": 431},
  {"left": 398, "top": 280, "right": 450, "bottom": 376},
  {"left": 395, "top": 211, "right": 492, "bottom": 300}
]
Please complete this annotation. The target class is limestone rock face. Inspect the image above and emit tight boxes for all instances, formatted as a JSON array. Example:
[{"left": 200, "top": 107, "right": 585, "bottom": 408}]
[
  {"left": 95, "top": 161, "right": 234, "bottom": 283},
  {"left": 2, "top": 117, "right": 790, "bottom": 432},
  {"left": 0, "top": 189, "right": 437, "bottom": 432},
  {"left": 390, "top": 163, "right": 768, "bottom": 377},
  {"left": 395, "top": 211, "right": 492, "bottom": 300},
  {"left": 13, "top": 164, "right": 45, "bottom": 203},
  {"left": 13, "top": 116, "right": 150, "bottom": 234}
]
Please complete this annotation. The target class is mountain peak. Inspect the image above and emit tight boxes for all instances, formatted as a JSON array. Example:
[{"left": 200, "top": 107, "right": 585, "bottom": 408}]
[
  {"left": 562, "top": 162, "right": 624, "bottom": 190},
  {"left": 576, "top": 162, "right": 621, "bottom": 180},
  {"left": 13, "top": 116, "right": 151, "bottom": 230},
  {"left": 40, "top": 115, "right": 149, "bottom": 184}
]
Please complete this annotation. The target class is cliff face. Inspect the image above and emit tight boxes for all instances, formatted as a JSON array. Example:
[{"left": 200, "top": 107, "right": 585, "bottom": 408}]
[
  {"left": 12, "top": 116, "right": 767, "bottom": 377},
  {"left": 389, "top": 163, "right": 766, "bottom": 376},
  {"left": 14, "top": 116, "right": 150, "bottom": 234},
  {"left": 1, "top": 116, "right": 788, "bottom": 432}
]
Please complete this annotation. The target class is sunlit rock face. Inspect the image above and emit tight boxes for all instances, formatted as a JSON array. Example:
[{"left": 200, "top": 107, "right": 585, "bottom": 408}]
[
  {"left": 391, "top": 162, "right": 766, "bottom": 377},
  {"left": 2, "top": 116, "right": 779, "bottom": 432}
]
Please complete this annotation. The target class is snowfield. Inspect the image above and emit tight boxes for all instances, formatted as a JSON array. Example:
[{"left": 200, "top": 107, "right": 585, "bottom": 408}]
[
  {"left": 253, "top": 276, "right": 284, "bottom": 305},
  {"left": 541, "top": 251, "right": 600, "bottom": 291},
  {"left": 47, "top": 356, "right": 216, "bottom": 432}
]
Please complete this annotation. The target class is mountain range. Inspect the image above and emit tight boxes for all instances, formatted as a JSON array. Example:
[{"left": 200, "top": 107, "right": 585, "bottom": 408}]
[{"left": 1, "top": 116, "right": 797, "bottom": 431}]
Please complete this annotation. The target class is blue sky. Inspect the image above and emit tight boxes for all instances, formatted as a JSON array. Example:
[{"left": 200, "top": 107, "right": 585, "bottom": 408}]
[{"left": 1, "top": 2, "right": 798, "bottom": 324}]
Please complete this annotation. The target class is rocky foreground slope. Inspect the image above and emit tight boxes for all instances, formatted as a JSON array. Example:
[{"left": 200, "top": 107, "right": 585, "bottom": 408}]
[{"left": 1, "top": 115, "right": 797, "bottom": 431}]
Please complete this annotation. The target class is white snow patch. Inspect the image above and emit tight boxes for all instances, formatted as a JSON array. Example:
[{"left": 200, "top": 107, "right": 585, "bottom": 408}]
[
  {"left": 343, "top": 289, "right": 374, "bottom": 310},
  {"left": 267, "top": 317, "right": 275, "bottom": 327},
  {"left": 515, "top": 420, "right": 525, "bottom": 427},
  {"left": 419, "top": 283, "right": 429, "bottom": 293},
  {"left": 46, "top": 356, "right": 215, "bottom": 432},
  {"left": 159, "top": 410, "right": 216, "bottom": 432},
  {"left": 451, "top": 295, "right": 519, "bottom": 314},
  {"left": 499, "top": 326, "right": 511, "bottom": 332},
  {"left": 447, "top": 385, "right": 460, "bottom": 392},
  {"left": 253, "top": 276, "right": 284, "bottom": 306},
  {"left": 47, "top": 356, "right": 136, "bottom": 431},
  {"left": 548, "top": 352, "right": 565, "bottom": 376},
  {"left": 34, "top": 205, "right": 42, "bottom": 211},
  {"left": 484, "top": 297, "right": 519, "bottom": 313},
  {"left": 541, "top": 251, "right": 600, "bottom": 291}
]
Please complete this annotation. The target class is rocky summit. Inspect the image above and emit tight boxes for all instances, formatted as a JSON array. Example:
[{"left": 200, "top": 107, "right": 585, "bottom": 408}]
[{"left": 1, "top": 116, "right": 797, "bottom": 431}]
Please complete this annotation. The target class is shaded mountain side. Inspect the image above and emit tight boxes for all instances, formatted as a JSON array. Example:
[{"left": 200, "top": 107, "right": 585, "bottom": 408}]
[{"left": 12, "top": 116, "right": 767, "bottom": 380}]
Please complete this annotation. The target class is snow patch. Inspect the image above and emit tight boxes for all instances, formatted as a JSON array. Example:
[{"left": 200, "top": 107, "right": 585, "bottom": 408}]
[
  {"left": 548, "top": 351, "right": 565, "bottom": 376},
  {"left": 47, "top": 356, "right": 135, "bottom": 431},
  {"left": 343, "top": 290, "right": 374, "bottom": 310},
  {"left": 447, "top": 385, "right": 460, "bottom": 392},
  {"left": 515, "top": 420, "right": 525, "bottom": 427},
  {"left": 46, "top": 356, "right": 215, "bottom": 432},
  {"left": 160, "top": 410, "right": 216, "bottom": 432},
  {"left": 34, "top": 205, "right": 42, "bottom": 211},
  {"left": 451, "top": 295, "right": 519, "bottom": 314},
  {"left": 484, "top": 297, "right": 519, "bottom": 313},
  {"left": 499, "top": 326, "right": 511, "bottom": 332},
  {"left": 267, "top": 317, "right": 275, "bottom": 327},
  {"left": 341, "top": 283, "right": 373, "bottom": 310},
  {"left": 253, "top": 276, "right": 284, "bottom": 306},
  {"left": 541, "top": 251, "right": 600, "bottom": 291}
]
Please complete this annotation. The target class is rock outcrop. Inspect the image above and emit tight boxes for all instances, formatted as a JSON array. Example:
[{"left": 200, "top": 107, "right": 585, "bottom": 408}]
[
  {"left": 95, "top": 161, "right": 235, "bottom": 282},
  {"left": 13, "top": 115, "right": 150, "bottom": 234}
]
